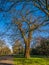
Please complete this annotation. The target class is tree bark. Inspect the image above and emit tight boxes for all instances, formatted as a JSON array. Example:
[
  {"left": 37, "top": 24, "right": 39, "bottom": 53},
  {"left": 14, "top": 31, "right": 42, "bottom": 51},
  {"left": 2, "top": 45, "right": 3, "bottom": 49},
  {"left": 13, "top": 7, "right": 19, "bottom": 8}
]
[
  {"left": 24, "top": 40, "right": 30, "bottom": 58},
  {"left": 24, "top": 31, "right": 32, "bottom": 58}
]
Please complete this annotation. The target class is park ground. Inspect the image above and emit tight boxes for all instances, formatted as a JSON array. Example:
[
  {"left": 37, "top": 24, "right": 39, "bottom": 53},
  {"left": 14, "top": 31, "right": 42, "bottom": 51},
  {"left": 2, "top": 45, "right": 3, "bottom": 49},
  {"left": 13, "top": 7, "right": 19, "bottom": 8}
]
[
  {"left": 14, "top": 55, "right": 49, "bottom": 65},
  {"left": 0, "top": 55, "right": 49, "bottom": 65},
  {"left": 0, "top": 55, "right": 14, "bottom": 65}
]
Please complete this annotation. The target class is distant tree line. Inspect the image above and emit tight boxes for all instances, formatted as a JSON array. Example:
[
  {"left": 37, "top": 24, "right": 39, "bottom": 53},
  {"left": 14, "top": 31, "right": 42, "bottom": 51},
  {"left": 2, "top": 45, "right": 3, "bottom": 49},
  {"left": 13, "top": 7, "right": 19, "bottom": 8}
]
[
  {"left": 0, "top": 47, "right": 11, "bottom": 55},
  {"left": 0, "top": 40, "right": 11, "bottom": 56},
  {"left": 31, "top": 37, "right": 49, "bottom": 56},
  {"left": 12, "top": 37, "right": 49, "bottom": 56},
  {"left": 12, "top": 40, "right": 24, "bottom": 55}
]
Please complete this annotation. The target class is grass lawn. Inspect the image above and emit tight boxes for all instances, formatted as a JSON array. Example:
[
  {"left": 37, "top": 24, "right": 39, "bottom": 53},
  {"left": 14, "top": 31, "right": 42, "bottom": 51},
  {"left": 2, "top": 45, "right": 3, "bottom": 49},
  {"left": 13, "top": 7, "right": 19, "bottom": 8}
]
[{"left": 14, "top": 55, "right": 49, "bottom": 65}]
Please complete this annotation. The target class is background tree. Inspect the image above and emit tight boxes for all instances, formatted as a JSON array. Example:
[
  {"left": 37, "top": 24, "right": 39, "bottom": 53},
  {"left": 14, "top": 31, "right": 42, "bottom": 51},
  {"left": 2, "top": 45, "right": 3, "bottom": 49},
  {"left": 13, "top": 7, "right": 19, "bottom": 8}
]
[
  {"left": 31, "top": 37, "right": 49, "bottom": 56},
  {"left": 0, "top": 40, "right": 11, "bottom": 55},
  {"left": 0, "top": 40, "right": 5, "bottom": 55},
  {"left": 13, "top": 40, "right": 24, "bottom": 55},
  {"left": 0, "top": 40, "right": 5, "bottom": 48},
  {"left": 0, "top": 46, "right": 11, "bottom": 55},
  {"left": 36, "top": 37, "right": 49, "bottom": 56}
]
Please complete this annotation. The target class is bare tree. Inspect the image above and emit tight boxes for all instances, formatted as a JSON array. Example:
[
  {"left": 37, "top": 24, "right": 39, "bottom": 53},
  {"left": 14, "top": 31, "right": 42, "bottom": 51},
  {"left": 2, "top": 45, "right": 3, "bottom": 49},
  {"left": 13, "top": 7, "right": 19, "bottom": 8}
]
[
  {"left": 33, "top": 0, "right": 49, "bottom": 19},
  {"left": 0, "top": 0, "right": 49, "bottom": 16},
  {"left": 12, "top": 3, "right": 49, "bottom": 58}
]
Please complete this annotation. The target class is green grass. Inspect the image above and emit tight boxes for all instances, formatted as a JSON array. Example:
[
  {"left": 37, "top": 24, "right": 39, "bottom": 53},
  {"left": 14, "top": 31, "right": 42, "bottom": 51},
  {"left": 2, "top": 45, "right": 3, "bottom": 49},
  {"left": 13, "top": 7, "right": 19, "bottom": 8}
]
[{"left": 14, "top": 55, "right": 49, "bottom": 65}]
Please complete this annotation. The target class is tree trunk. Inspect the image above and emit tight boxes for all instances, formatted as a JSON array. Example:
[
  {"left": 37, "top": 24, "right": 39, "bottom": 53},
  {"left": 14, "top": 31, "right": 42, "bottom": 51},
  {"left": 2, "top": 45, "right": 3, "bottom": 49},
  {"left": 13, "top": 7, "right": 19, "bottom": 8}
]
[
  {"left": 24, "top": 41, "right": 30, "bottom": 58},
  {"left": 24, "top": 31, "right": 32, "bottom": 58}
]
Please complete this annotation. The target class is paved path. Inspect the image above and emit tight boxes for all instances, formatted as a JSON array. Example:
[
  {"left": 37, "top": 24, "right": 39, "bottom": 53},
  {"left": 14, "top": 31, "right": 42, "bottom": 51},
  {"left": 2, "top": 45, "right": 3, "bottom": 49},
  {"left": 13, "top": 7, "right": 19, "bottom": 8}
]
[{"left": 0, "top": 55, "right": 14, "bottom": 65}]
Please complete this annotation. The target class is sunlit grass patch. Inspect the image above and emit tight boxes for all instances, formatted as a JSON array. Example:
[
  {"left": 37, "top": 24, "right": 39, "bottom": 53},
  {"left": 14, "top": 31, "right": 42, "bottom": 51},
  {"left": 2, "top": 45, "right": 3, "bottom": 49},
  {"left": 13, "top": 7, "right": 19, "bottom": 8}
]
[{"left": 14, "top": 57, "right": 49, "bottom": 65}]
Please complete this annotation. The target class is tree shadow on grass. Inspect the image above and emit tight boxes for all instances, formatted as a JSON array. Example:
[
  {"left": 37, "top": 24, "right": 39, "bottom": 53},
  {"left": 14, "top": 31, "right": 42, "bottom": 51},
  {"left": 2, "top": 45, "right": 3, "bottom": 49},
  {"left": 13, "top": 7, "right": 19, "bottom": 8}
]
[{"left": 0, "top": 63, "right": 13, "bottom": 65}]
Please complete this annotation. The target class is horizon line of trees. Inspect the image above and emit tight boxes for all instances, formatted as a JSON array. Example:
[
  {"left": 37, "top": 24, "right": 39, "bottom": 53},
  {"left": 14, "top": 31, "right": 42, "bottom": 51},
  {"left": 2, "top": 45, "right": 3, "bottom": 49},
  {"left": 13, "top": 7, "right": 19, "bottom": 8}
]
[
  {"left": 12, "top": 37, "right": 49, "bottom": 56},
  {"left": 31, "top": 37, "right": 49, "bottom": 56},
  {"left": 0, "top": 36, "right": 49, "bottom": 56}
]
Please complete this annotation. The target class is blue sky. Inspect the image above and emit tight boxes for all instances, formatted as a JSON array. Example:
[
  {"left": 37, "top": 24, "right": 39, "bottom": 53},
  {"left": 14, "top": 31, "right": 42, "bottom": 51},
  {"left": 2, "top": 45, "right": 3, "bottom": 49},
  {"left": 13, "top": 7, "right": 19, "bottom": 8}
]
[{"left": 0, "top": 1, "right": 49, "bottom": 50}]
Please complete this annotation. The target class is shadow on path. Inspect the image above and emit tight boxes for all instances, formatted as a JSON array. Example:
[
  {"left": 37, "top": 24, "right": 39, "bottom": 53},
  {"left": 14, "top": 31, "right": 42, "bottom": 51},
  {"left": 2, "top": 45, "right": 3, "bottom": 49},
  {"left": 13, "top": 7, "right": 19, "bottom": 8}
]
[
  {"left": 0, "top": 55, "right": 14, "bottom": 65},
  {"left": 0, "top": 63, "right": 13, "bottom": 65}
]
